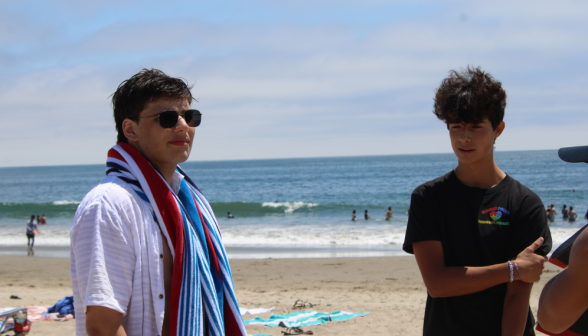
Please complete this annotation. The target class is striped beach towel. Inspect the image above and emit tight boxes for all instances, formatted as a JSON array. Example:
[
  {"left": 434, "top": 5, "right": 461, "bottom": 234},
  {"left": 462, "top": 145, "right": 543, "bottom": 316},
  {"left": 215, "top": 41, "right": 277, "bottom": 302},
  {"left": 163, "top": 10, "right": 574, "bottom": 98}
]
[
  {"left": 244, "top": 310, "right": 369, "bottom": 328},
  {"left": 106, "top": 143, "right": 246, "bottom": 336}
]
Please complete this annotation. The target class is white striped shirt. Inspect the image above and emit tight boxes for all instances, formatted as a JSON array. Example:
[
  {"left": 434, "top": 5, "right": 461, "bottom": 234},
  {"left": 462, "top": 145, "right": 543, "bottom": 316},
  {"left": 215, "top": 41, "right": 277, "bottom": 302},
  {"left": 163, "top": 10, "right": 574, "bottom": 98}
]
[{"left": 70, "top": 174, "right": 182, "bottom": 336}]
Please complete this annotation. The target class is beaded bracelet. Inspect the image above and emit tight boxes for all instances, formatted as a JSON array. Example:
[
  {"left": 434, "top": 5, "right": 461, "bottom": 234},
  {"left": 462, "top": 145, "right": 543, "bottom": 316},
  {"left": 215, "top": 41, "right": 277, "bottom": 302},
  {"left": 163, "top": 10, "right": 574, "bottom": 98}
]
[
  {"left": 508, "top": 260, "right": 514, "bottom": 283},
  {"left": 512, "top": 260, "right": 521, "bottom": 280}
]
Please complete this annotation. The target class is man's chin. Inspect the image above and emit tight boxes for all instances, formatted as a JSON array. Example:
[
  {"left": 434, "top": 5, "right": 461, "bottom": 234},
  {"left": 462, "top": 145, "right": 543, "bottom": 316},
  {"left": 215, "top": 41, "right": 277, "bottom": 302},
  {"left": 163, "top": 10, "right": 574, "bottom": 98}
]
[{"left": 175, "top": 151, "right": 191, "bottom": 165}]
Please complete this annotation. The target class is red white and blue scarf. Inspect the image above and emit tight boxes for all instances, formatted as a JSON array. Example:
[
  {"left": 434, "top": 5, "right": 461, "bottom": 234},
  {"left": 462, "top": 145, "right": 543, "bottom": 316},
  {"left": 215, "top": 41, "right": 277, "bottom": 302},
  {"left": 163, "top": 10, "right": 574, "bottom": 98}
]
[{"left": 106, "top": 143, "right": 246, "bottom": 336}]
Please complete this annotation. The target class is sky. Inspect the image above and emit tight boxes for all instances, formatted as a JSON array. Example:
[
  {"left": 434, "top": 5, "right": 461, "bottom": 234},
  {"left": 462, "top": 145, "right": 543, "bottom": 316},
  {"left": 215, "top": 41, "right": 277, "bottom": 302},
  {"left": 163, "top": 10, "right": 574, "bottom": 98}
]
[{"left": 1, "top": 0, "right": 587, "bottom": 167}]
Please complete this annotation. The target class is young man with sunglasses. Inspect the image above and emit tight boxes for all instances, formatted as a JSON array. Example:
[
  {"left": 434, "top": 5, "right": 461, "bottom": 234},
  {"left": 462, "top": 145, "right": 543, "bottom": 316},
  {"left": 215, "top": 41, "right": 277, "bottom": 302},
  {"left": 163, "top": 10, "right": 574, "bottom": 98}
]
[
  {"left": 402, "top": 67, "right": 552, "bottom": 336},
  {"left": 70, "top": 69, "right": 246, "bottom": 336}
]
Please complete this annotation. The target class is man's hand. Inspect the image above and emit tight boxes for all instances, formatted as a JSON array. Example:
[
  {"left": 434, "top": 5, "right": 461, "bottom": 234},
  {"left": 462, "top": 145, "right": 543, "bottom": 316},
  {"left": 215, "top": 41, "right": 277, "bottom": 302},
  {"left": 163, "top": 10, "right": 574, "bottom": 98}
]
[
  {"left": 513, "top": 237, "right": 546, "bottom": 283},
  {"left": 86, "top": 306, "right": 126, "bottom": 336}
]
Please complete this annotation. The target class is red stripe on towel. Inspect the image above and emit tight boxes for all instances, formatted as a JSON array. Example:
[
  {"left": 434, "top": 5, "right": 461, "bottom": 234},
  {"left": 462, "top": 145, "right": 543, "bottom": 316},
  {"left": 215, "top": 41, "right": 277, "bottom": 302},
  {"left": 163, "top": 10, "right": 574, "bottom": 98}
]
[{"left": 117, "top": 143, "right": 185, "bottom": 336}]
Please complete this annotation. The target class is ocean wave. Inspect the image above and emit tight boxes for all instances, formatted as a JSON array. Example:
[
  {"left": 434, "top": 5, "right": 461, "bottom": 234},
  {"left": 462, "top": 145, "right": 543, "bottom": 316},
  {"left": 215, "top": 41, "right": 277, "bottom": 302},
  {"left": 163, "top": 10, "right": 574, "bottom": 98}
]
[
  {"left": 261, "top": 202, "right": 318, "bottom": 214},
  {"left": 52, "top": 200, "right": 81, "bottom": 205},
  {"left": 0, "top": 221, "right": 581, "bottom": 253},
  {"left": 208, "top": 201, "right": 398, "bottom": 218},
  {"left": 0, "top": 202, "right": 81, "bottom": 219}
]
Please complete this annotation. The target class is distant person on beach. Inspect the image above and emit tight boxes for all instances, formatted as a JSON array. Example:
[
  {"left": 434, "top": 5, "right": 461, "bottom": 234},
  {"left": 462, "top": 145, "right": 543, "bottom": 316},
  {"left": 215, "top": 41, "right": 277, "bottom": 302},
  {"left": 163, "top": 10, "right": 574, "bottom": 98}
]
[
  {"left": 26, "top": 215, "right": 38, "bottom": 255},
  {"left": 562, "top": 205, "right": 569, "bottom": 220},
  {"left": 538, "top": 145, "right": 588, "bottom": 333},
  {"left": 227, "top": 211, "right": 234, "bottom": 218},
  {"left": 364, "top": 209, "right": 371, "bottom": 220},
  {"left": 70, "top": 69, "right": 246, "bottom": 336},
  {"left": 352, "top": 210, "right": 357, "bottom": 221},
  {"left": 403, "top": 66, "right": 552, "bottom": 336},
  {"left": 40, "top": 214, "right": 46, "bottom": 225},
  {"left": 569, "top": 206, "right": 577, "bottom": 222},
  {"left": 385, "top": 206, "right": 394, "bottom": 220}
]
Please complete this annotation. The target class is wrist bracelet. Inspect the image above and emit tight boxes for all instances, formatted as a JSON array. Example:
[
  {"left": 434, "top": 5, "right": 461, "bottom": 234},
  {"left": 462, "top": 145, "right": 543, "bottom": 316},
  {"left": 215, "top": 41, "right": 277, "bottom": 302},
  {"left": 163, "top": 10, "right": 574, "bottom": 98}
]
[
  {"left": 508, "top": 260, "right": 514, "bottom": 283},
  {"left": 512, "top": 260, "right": 521, "bottom": 280}
]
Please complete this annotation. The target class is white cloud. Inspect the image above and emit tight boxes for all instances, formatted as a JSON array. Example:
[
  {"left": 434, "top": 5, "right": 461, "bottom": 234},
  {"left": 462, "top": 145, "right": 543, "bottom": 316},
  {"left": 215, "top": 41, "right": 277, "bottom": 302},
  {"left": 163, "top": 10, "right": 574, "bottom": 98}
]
[{"left": 0, "top": 0, "right": 587, "bottom": 167}]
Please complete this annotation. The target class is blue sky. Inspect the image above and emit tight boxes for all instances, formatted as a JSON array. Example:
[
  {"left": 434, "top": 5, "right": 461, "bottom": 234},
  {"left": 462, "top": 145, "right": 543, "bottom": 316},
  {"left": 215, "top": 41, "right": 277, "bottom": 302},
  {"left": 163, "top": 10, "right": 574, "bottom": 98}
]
[{"left": 1, "top": 0, "right": 587, "bottom": 167}]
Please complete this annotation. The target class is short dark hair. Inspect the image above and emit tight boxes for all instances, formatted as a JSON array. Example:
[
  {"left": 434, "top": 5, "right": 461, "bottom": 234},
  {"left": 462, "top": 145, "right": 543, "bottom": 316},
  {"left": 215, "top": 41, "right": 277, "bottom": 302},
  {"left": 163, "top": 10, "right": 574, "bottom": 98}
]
[
  {"left": 112, "top": 68, "right": 194, "bottom": 143},
  {"left": 433, "top": 66, "right": 506, "bottom": 130}
]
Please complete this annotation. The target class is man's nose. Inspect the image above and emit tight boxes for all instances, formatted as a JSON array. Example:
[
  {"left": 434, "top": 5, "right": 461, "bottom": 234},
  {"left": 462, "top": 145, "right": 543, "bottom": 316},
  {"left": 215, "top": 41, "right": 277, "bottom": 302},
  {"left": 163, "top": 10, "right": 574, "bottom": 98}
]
[
  {"left": 174, "top": 114, "right": 190, "bottom": 130},
  {"left": 458, "top": 129, "right": 470, "bottom": 141}
]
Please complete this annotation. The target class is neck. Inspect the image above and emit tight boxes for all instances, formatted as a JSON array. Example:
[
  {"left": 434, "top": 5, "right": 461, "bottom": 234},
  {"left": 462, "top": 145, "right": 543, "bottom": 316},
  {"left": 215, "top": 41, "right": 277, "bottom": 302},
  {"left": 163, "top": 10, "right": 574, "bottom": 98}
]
[
  {"left": 158, "top": 167, "right": 175, "bottom": 187},
  {"left": 454, "top": 155, "right": 506, "bottom": 189}
]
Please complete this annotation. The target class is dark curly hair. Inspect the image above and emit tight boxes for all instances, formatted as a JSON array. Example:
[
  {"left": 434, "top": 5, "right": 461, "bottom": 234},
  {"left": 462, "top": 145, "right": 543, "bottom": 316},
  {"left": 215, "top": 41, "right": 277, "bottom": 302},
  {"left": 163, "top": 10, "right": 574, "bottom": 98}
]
[
  {"left": 433, "top": 66, "right": 506, "bottom": 130},
  {"left": 112, "top": 68, "right": 194, "bottom": 143}
]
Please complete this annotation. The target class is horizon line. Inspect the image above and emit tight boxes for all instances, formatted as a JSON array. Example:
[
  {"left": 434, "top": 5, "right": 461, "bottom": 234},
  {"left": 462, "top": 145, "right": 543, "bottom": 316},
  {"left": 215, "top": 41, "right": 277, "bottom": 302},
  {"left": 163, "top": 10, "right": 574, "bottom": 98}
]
[{"left": 0, "top": 148, "right": 559, "bottom": 170}]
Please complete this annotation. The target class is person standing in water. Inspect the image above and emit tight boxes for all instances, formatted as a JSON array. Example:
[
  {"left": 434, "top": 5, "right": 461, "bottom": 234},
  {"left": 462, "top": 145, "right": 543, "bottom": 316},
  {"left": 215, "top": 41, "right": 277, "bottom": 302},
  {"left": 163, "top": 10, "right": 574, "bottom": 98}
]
[
  {"left": 546, "top": 205, "right": 555, "bottom": 223},
  {"left": 385, "top": 206, "right": 394, "bottom": 220},
  {"left": 351, "top": 210, "right": 357, "bottom": 221},
  {"left": 549, "top": 204, "right": 557, "bottom": 222},
  {"left": 26, "top": 215, "right": 38, "bottom": 256},
  {"left": 569, "top": 206, "right": 577, "bottom": 222},
  {"left": 364, "top": 209, "right": 371, "bottom": 220},
  {"left": 562, "top": 205, "right": 569, "bottom": 220}
]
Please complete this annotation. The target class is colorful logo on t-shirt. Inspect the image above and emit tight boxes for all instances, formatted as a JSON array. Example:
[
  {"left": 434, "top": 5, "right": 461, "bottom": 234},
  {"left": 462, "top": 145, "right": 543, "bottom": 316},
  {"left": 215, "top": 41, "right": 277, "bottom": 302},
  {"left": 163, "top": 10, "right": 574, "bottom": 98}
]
[
  {"left": 480, "top": 206, "right": 510, "bottom": 226},
  {"left": 490, "top": 211, "right": 502, "bottom": 221}
]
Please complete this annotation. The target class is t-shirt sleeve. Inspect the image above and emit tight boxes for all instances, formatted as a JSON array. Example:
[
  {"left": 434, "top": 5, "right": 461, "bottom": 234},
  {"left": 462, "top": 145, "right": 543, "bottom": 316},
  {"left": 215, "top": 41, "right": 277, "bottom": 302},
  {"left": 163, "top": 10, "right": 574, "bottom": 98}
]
[
  {"left": 70, "top": 196, "right": 137, "bottom": 315},
  {"left": 507, "top": 191, "right": 552, "bottom": 259},
  {"left": 403, "top": 186, "right": 441, "bottom": 254}
]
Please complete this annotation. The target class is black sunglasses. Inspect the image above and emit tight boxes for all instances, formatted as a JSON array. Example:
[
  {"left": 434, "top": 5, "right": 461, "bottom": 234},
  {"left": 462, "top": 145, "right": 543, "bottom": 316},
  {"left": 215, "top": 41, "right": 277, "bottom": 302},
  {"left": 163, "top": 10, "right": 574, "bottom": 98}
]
[{"left": 139, "top": 109, "right": 202, "bottom": 128}]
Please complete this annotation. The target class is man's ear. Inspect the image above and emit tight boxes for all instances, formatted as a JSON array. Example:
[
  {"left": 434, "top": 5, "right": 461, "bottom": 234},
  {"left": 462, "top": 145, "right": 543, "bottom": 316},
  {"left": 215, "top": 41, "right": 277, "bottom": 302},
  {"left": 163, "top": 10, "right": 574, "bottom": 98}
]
[
  {"left": 495, "top": 121, "right": 505, "bottom": 139},
  {"left": 122, "top": 118, "right": 139, "bottom": 142}
]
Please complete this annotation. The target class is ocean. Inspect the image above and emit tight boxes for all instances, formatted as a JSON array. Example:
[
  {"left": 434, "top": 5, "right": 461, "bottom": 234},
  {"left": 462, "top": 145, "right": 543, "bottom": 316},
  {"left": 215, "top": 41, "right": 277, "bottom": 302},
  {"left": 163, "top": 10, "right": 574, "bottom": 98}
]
[{"left": 1, "top": 150, "right": 586, "bottom": 259}]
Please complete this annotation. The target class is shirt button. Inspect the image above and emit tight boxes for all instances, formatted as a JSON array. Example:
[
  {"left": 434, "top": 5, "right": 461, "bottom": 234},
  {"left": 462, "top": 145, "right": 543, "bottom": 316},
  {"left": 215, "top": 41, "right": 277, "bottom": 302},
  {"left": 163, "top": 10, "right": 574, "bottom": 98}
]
[
  {"left": 159, "top": 294, "right": 164, "bottom": 299},
  {"left": 160, "top": 254, "right": 163, "bottom": 259}
]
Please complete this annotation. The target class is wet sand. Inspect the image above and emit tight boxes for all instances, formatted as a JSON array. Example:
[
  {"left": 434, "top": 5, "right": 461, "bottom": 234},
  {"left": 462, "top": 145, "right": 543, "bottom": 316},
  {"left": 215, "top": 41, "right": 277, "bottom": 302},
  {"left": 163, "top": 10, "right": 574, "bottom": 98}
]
[{"left": 0, "top": 256, "right": 560, "bottom": 335}]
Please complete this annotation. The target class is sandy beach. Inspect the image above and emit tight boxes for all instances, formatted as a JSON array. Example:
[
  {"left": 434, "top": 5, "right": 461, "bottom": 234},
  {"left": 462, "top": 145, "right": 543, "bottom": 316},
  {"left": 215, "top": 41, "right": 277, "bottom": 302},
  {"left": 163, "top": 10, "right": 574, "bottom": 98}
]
[{"left": 0, "top": 255, "right": 560, "bottom": 335}]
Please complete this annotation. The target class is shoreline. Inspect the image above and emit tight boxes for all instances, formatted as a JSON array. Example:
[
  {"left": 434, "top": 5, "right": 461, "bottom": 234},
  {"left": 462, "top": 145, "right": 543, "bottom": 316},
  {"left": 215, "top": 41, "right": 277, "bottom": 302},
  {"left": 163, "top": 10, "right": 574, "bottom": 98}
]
[
  {"left": 0, "top": 255, "right": 559, "bottom": 335},
  {"left": 0, "top": 244, "right": 408, "bottom": 259}
]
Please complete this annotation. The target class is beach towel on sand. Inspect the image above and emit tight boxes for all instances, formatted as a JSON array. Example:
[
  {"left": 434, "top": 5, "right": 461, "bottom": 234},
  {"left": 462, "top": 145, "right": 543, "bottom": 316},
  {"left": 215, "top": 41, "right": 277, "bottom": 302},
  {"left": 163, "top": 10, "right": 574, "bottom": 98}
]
[
  {"left": 243, "top": 310, "right": 369, "bottom": 328},
  {"left": 0, "top": 306, "right": 74, "bottom": 322},
  {"left": 107, "top": 143, "right": 246, "bottom": 336}
]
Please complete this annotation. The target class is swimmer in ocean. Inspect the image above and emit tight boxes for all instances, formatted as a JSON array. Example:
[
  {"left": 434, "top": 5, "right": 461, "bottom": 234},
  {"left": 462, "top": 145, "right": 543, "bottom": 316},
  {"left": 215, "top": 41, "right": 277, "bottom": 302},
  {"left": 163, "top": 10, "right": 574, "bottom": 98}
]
[{"left": 385, "top": 206, "right": 394, "bottom": 220}]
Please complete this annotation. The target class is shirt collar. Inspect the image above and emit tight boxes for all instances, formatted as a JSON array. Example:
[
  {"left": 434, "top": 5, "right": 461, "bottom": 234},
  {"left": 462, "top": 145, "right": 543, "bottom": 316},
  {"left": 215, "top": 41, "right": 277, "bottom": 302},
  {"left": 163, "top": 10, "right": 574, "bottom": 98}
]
[{"left": 171, "top": 170, "right": 184, "bottom": 194}]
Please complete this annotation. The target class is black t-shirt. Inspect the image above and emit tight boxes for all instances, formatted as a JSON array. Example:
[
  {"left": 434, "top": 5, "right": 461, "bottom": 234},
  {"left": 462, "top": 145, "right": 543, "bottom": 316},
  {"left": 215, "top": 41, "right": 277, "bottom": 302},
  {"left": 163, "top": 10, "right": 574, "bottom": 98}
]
[{"left": 403, "top": 171, "right": 552, "bottom": 336}]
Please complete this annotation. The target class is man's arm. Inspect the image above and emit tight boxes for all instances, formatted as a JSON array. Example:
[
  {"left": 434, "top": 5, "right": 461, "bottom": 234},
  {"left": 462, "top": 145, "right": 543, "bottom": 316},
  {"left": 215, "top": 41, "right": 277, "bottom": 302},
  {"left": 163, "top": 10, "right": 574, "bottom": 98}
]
[
  {"left": 86, "top": 306, "right": 126, "bottom": 336},
  {"left": 538, "top": 229, "right": 588, "bottom": 333},
  {"left": 502, "top": 281, "right": 533, "bottom": 336},
  {"left": 413, "top": 238, "right": 545, "bottom": 298}
]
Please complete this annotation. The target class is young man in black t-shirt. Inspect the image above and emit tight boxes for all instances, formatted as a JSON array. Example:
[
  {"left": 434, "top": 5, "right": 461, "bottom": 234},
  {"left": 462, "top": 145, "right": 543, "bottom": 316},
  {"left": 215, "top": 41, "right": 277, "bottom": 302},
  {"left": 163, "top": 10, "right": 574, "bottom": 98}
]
[{"left": 403, "top": 67, "right": 552, "bottom": 336}]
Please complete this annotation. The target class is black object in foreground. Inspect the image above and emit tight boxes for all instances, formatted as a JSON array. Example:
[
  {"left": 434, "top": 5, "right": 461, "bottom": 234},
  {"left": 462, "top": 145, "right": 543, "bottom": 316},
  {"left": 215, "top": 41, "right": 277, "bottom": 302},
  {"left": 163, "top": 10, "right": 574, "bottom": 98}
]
[
  {"left": 536, "top": 223, "right": 588, "bottom": 336},
  {"left": 549, "top": 223, "right": 588, "bottom": 268}
]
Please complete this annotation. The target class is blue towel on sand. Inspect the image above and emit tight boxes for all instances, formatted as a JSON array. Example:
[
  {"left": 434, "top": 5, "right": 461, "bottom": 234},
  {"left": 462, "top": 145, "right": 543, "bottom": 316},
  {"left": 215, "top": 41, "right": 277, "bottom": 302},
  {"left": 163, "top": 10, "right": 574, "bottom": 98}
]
[
  {"left": 48, "top": 296, "right": 75, "bottom": 317},
  {"left": 244, "top": 310, "right": 369, "bottom": 328}
]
